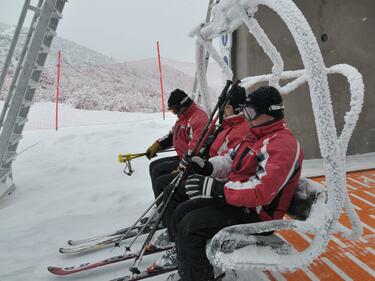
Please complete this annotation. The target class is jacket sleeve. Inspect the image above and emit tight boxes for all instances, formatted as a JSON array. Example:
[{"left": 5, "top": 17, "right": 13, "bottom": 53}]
[
  {"left": 223, "top": 136, "right": 301, "bottom": 208},
  {"left": 157, "top": 128, "right": 174, "bottom": 150},
  {"left": 187, "top": 112, "right": 209, "bottom": 152}
]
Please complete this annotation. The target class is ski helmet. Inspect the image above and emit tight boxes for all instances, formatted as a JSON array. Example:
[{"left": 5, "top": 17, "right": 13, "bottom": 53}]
[
  {"left": 243, "top": 86, "right": 284, "bottom": 120},
  {"left": 167, "top": 89, "right": 192, "bottom": 113}
]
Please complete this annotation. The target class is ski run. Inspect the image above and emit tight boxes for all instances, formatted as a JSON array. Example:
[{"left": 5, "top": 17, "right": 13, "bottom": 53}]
[{"left": 0, "top": 103, "right": 180, "bottom": 281}]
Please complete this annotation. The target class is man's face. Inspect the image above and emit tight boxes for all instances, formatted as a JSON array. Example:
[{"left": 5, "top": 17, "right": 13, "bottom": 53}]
[
  {"left": 168, "top": 105, "right": 179, "bottom": 115},
  {"left": 224, "top": 104, "right": 235, "bottom": 117}
]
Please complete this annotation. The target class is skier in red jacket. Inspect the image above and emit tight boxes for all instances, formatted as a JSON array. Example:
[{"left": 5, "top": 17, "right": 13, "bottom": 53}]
[
  {"left": 148, "top": 85, "right": 250, "bottom": 249},
  {"left": 162, "top": 86, "right": 304, "bottom": 281},
  {"left": 145, "top": 89, "right": 208, "bottom": 200},
  {"left": 208, "top": 86, "right": 250, "bottom": 158}
]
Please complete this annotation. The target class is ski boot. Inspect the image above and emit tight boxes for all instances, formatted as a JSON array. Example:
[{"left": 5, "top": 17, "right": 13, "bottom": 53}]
[
  {"left": 147, "top": 247, "right": 177, "bottom": 273},
  {"left": 146, "top": 229, "right": 174, "bottom": 252},
  {"left": 166, "top": 272, "right": 181, "bottom": 281}
]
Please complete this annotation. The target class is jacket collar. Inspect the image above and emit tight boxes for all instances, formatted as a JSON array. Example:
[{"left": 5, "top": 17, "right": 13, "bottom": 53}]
[
  {"left": 177, "top": 102, "right": 196, "bottom": 120},
  {"left": 249, "top": 118, "right": 287, "bottom": 139},
  {"left": 222, "top": 113, "right": 246, "bottom": 128}
]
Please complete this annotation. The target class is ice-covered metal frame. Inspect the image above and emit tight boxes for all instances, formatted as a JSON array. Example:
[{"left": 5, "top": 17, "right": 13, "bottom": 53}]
[{"left": 189, "top": 0, "right": 365, "bottom": 272}]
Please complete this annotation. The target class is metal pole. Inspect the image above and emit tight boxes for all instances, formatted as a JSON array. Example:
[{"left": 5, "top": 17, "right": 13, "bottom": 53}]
[
  {"left": 156, "top": 41, "right": 166, "bottom": 120},
  {"left": 0, "top": 0, "right": 31, "bottom": 130},
  {"left": 0, "top": 0, "right": 31, "bottom": 93},
  {"left": 55, "top": 49, "right": 61, "bottom": 130},
  {"left": 192, "top": 0, "right": 214, "bottom": 103},
  {"left": 0, "top": 0, "right": 43, "bottom": 131}
]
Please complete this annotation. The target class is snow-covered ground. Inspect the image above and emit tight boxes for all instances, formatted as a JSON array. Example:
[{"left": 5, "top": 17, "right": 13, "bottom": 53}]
[
  {"left": 0, "top": 102, "right": 374, "bottom": 281},
  {"left": 0, "top": 103, "right": 179, "bottom": 281}
]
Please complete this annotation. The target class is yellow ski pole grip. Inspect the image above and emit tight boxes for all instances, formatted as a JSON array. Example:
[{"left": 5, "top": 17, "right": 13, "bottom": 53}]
[
  {"left": 118, "top": 153, "right": 147, "bottom": 163},
  {"left": 118, "top": 153, "right": 131, "bottom": 163}
]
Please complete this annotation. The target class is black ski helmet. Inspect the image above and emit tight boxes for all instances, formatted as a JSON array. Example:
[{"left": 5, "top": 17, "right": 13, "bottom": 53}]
[
  {"left": 228, "top": 85, "right": 246, "bottom": 114},
  {"left": 245, "top": 86, "right": 284, "bottom": 119},
  {"left": 167, "top": 89, "right": 192, "bottom": 112}
]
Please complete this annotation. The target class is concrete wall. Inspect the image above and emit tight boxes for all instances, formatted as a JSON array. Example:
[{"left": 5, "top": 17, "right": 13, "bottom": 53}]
[{"left": 232, "top": 0, "right": 374, "bottom": 159}]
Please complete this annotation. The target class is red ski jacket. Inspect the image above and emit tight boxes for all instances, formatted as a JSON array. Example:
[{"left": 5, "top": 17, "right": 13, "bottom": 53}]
[
  {"left": 158, "top": 102, "right": 208, "bottom": 159},
  {"left": 209, "top": 114, "right": 250, "bottom": 157},
  {"left": 210, "top": 119, "right": 304, "bottom": 221}
]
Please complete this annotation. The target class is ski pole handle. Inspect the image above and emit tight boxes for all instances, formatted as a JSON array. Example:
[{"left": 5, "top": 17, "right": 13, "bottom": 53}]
[
  {"left": 118, "top": 153, "right": 146, "bottom": 163},
  {"left": 118, "top": 148, "right": 176, "bottom": 163}
]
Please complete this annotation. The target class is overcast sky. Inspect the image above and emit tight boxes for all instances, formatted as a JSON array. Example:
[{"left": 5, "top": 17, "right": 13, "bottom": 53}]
[{"left": 0, "top": 0, "right": 212, "bottom": 62}]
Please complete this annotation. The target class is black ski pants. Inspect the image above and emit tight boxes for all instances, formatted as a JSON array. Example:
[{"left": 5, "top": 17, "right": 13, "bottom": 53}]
[
  {"left": 167, "top": 197, "right": 260, "bottom": 281},
  {"left": 149, "top": 156, "right": 180, "bottom": 200}
]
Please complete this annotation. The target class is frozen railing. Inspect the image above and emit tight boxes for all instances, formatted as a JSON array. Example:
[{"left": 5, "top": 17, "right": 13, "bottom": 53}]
[{"left": 189, "top": 0, "right": 364, "bottom": 272}]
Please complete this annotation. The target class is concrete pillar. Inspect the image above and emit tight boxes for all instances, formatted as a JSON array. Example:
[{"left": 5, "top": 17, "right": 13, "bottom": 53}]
[{"left": 232, "top": 0, "right": 374, "bottom": 159}]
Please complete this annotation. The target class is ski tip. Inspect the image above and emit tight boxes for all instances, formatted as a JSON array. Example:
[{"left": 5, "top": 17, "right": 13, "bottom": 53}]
[
  {"left": 146, "top": 263, "right": 159, "bottom": 273},
  {"left": 67, "top": 240, "right": 73, "bottom": 245},
  {"left": 47, "top": 266, "right": 75, "bottom": 276},
  {"left": 47, "top": 266, "right": 62, "bottom": 275}
]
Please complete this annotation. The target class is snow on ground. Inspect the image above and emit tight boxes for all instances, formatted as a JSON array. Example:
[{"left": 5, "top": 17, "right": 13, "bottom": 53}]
[
  {"left": 0, "top": 102, "right": 373, "bottom": 281},
  {"left": 0, "top": 103, "right": 179, "bottom": 281}
]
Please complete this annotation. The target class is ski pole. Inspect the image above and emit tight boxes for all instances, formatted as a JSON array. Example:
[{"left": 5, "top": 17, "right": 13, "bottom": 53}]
[
  {"left": 113, "top": 193, "right": 163, "bottom": 248},
  {"left": 123, "top": 200, "right": 165, "bottom": 253},
  {"left": 129, "top": 172, "right": 183, "bottom": 275},
  {"left": 129, "top": 80, "right": 237, "bottom": 275},
  {"left": 123, "top": 173, "right": 181, "bottom": 253}
]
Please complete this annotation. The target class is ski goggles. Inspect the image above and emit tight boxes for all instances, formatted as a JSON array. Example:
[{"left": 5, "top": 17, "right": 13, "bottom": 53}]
[
  {"left": 242, "top": 104, "right": 284, "bottom": 121},
  {"left": 242, "top": 106, "right": 258, "bottom": 121}
]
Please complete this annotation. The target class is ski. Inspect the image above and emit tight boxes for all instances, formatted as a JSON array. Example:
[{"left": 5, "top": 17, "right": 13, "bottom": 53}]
[
  {"left": 109, "top": 266, "right": 227, "bottom": 281},
  {"left": 59, "top": 231, "right": 138, "bottom": 254},
  {"left": 68, "top": 228, "right": 133, "bottom": 246},
  {"left": 109, "top": 265, "right": 178, "bottom": 281},
  {"left": 67, "top": 217, "right": 151, "bottom": 246},
  {"left": 48, "top": 245, "right": 174, "bottom": 276},
  {"left": 60, "top": 224, "right": 164, "bottom": 255}
]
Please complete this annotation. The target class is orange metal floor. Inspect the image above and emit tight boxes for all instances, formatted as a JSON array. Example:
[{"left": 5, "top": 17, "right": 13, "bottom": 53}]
[{"left": 264, "top": 170, "right": 375, "bottom": 281}]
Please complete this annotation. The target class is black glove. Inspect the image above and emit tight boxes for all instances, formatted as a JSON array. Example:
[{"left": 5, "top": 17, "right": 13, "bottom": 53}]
[
  {"left": 163, "top": 182, "right": 187, "bottom": 205},
  {"left": 185, "top": 174, "right": 225, "bottom": 199},
  {"left": 179, "top": 154, "right": 213, "bottom": 176}
]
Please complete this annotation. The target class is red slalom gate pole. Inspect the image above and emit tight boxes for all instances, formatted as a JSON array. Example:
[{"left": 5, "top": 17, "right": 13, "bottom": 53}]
[
  {"left": 55, "top": 49, "right": 61, "bottom": 130},
  {"left": 156, "top": 41, "right": 166, "bottom": 120}
]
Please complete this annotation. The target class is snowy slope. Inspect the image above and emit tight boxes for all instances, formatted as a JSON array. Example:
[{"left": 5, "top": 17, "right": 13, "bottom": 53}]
[
  {"left": 0, "top": 103, "right": 176, "bottom": 281},
  {"left": 1, "top": 61, "right": 196, "bottom": 113},
  {"left": 1, "top": 22, "right": 222, "bottom": 113},
  {"left": 128, "top": 58, "right": 224, "bottom": 92},
  {"left": 0, "top": 22, "right": 114, "bottom": 69}
]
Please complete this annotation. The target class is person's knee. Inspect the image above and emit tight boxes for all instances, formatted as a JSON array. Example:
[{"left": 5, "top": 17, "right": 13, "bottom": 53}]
[
  {"left": 178, "top": 212, "right": 196, "bottom": 240},
  {"left": 170, "top": 204, "right": 190, "bottom": 239},
  {"left": 155, "top": 176, "right": 164, "bottom": 191},
  {"left": 149, "top": 159, "right": 160, "bottom": 177},
  {"left": 173, "top": 201, "right": 194, "bottom": 226}
]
